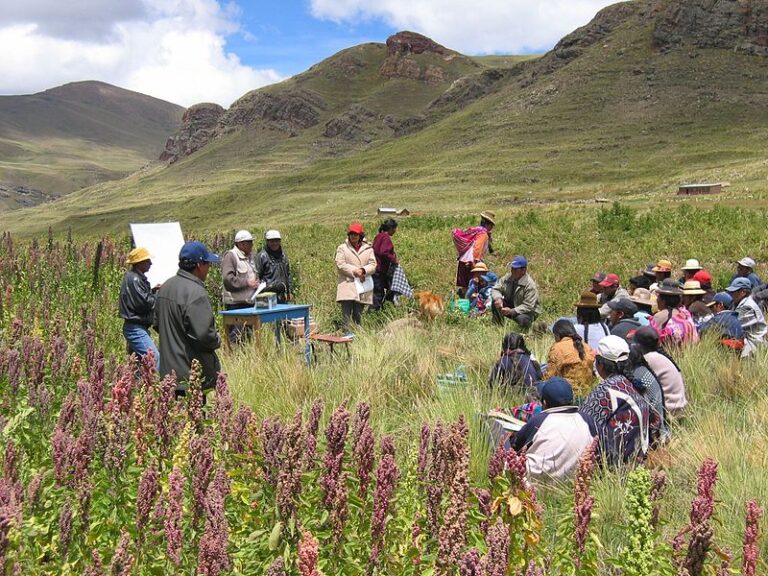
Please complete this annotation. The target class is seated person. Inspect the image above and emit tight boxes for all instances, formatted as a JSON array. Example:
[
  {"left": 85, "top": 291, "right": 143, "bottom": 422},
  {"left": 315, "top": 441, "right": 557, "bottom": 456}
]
[
  {"left": 682, "top": 281, "right": 710, "bottom": 325},
  {"left": 629, "top": 288, "right": 655, "bottom": 326},
  {"left": 488, "top": 332, "right": 542, "bottom": 389},
  {"left": 628, "top": 345, "right": 669, "bottom": 444},
  {"left": 597, "top": 274, "right": 630, "bottom": 319},
  {"left": 579, "top": 336, "right": 658, "bottom": 466},
  {"left": 466, "top": 262, "right": 497, "bottom": 316},
  {"left": 652, "top": 279, "right": 698, "bottom": 345},
  {"left": 607, "top": 298, "right": 640, "bottom": 341},
  {"left": 727, "top": 277, "right": 767, "bottom": 358},
  {"left": 543, "top": 319, "right": 595, "bottom": 397},
  {"left": 632, "top": 327, "right": 688, "bottom": 417},
  {"left": 699, "top": 292, "right": 745, "bottom": 351},
  {"left": 628, "top": 274, "right": 652, "bottom": 295},
  {"left": 491, "top": 256, "right": 541, "bottom": 328},
  {"left": 692, "top": 270, "right": 715, "bottom": 299},
  {"left": 573, "top": 291, "right": 610, "bottom": 350},
  {"left": 512, "top": 377, "right": 596, "bottom": 480}
]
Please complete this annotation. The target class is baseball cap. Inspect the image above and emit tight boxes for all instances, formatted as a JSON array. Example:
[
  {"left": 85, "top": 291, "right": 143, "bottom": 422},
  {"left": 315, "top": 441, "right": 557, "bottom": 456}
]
[
  {"left": 179, "top": 241, "right": 220, "bottom": 264},
  {"left": 681, "top": 259, "right": 702, "bottom": 271},
  {"left": 707, "top": 292, "right": 733, "bottom": 308},
  {"left": 726, "top": 277, "right": 752, "bottom": 292},
  {"left": 265, "top": 229, "right": 282, "bottom": 240},
  {"left": 607, "top": 298, "right": 638, "bottom": 315},
  {"left": 596, "top": 335, "right": 630, "bottom": 363},
  {"left": 598, "top": 273, "right": 620, "bottom": 288},
  {"left": 126, "top": 247, "right": 152, "bottom": 265},
  {"left": 348, "top": 223, "right": 364, "bottom": 235},
  {"left": 234, "top": 230, "right": 253, "bottom": 242},
  {"left": 509, "top": 256, "right": 528, "bottom": 269},
  {"left": 737, "top": 257, "right": 756, "bottom": 268},
  {"left": 591, "top": 272, "right": 607, "bottom": 283},
  {"left": 692, "top": 270, "right": 712, "bottom": 286},
  {"left": 536, "top": 377, "right": 574, "bottom": 407},
  {"left": 652, "top": 259, "right": 673, "bottom": 273}
]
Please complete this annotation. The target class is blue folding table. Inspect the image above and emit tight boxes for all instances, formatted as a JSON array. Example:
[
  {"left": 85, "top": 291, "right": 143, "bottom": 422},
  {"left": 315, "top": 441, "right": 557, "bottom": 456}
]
[{"left": 220, "top": 304, "right": 312, "bottom": 366}]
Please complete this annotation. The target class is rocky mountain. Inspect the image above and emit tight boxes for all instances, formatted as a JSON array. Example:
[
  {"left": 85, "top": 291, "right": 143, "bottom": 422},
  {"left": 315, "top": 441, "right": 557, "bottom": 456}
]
[
  {"left": 7, "top": 0, "right": 768, "bottom": 234},
  {"left": 0, "top": 81, "right": 183, "bottom": 210}
]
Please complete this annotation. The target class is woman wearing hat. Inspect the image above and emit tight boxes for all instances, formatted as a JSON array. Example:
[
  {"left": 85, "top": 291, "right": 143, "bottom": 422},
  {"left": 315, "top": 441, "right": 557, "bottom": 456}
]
[
  {"left": 573, "top": 290, "right": 610, "bottom": 350},
  {"left": 335, "top": 223, "right": 377, "bottom": 334},
  {"left": 453, "top": 211, "right": 495, "bottom": 295},
  {"left": 651, "top": 279, "right": 698, "bottom": 345},
  {"left": 649, "top": 259, "right": 673, "bottom": 294},
  {"left": 629, "top": 288, "right": 655, "bottom": 326},
  {"left": 681, "top": 280, "right": 710, "bottom": 325},
  {"left": 119, "top": 247, "right": 160, "bottom": 368},
  {"left": 466, "top": 262, "right": 498, "bottom": 316}
]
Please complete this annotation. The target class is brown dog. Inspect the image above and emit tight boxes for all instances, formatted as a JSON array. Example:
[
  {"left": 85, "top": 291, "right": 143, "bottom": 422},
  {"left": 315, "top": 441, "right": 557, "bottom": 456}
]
[{"left": 414, "top": 290, "right": 446, "bottom": 320}]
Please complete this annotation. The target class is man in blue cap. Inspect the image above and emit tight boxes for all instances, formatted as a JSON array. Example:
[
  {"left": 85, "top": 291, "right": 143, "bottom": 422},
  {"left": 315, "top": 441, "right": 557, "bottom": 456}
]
[
  {"left": 511, "top": 377, "right": 596, "bottom": 479},
  {"left": 156, "top": 241, "right": 222, "bottom": 393},
  {"left": 726, "top": 277, "right": 766, "bottom": 357},
  {"left": 491, "top": 255, "right": 542, "bottom": 328},
  {"left": 700, "top": 292, "right": 745, "bottom": 346}
]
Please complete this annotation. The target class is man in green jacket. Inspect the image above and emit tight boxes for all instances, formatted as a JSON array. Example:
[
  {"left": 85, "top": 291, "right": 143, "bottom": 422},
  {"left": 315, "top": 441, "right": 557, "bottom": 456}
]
[
  {"left": 491, "top": 255, "right": 542, "bottom": 328},
  {"left": 156, "top": 241, "right": 222, "bottom": 393}
]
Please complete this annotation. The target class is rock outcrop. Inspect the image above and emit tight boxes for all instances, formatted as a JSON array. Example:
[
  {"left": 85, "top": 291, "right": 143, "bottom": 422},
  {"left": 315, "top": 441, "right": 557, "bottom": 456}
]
[
  {"left": 379, "top": 31, "right": 463, "bottom": 83},
  {"left": 160, "top": 103, "right": 224, "bottom": 164},
  {"left": 653, "top": 0, "right": 768, "bottom": 54},
  {"left": 222, "top": 88, "right": 325, "bottom": 134}
]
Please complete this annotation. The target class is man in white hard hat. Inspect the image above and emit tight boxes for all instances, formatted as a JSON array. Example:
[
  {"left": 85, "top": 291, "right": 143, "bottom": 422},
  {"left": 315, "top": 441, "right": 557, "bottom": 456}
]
[
  {"left": 255, "top": 229, "right": 293, "bottom": 303},
  {"left": 221, "top": 229, "right": 259, "bottom": 343}
]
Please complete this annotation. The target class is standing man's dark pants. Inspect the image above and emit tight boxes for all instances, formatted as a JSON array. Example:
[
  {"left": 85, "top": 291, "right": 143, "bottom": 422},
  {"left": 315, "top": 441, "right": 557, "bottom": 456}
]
[
  {"left": 225, "top": 302, "right": 253, "bottom": 344},
  {"left": 492, "top": 306, "right": 533, "bottom": 328}
]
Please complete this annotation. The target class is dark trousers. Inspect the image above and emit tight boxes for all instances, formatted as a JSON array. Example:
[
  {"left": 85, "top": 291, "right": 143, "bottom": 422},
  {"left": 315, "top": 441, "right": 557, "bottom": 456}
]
[
  {"left": 225, "top": 302, "right": 254, "bottom": 344},
  {"left": 340, "top": 301, "right": 365, "bottom": 331},
  {"left": 491, "top": 306, "right": 533, "bottom": 328},
  {"left": 371, "top": 272, "right": 395, "bottom": 311}
]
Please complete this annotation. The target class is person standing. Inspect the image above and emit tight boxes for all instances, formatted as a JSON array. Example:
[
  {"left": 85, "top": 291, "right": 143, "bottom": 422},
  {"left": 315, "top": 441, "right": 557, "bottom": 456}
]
[
  {"left": 491, "top": 256, "right": 541, "bottom": 328},
  {"left": 335, "top": 223, "right": 377, "bottom": 334},
  {"left": 221, "top": 230, "right": 259, "bottom": 343},
  {"left": 156, "top": 241, "right": 222, "bottom": 393},
  {"left": 119, "top": 247, "right": 160, "bottom": 368},
  {"left": 371, "top": 219, "right": 399, "bottom": 311},
  {"left": 726, "top": 277, "right": 767, "bottom": 357},
  {"left": 454, "top": 211, "right": 495, "bottom": 295},
  {"left": 255, "top": 229, "right": 292, "bottom": 303}
]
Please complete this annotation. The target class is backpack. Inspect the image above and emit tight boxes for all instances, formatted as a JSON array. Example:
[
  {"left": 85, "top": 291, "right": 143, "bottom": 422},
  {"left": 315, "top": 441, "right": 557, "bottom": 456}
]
[{"left": 451, "top": 226, "right": 486, "bottom": 257}]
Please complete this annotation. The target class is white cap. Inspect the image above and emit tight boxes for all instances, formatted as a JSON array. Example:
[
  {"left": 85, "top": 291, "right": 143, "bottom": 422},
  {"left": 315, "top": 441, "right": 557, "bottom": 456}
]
[
  {"left": 596, "top": 335, "right": 630, "bottom": 363},
  {"left": 234, "top": 230, "right": 253, "bottom": 242},
  {"left": 737, "top": 257, "right": 756, "bottom": 268},
  {"left": 265, "top": 229, "right": 281, "bottom": 240},
  {"left": 681, "top": 259, "right": 701, "bottom": 271}
]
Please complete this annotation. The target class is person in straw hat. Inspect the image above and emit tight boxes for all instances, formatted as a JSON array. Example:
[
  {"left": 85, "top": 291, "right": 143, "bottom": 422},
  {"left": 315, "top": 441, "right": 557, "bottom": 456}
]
[
  {"left": 681, "top": 280, "right": 710, "bottom": 325},
  {"left": 573, "top": 290, "right": 610, "bottom": 350},
  {"left": 119, "top": 247, "right": 160, "bottom": 368},
  {"left": 466, "top": 261, "right": 498, "bottom": 316},
  {"left": 454, "top": 211, "right": 495, "bottom": 295},
  {"left": 649, "top": 259, "right": 673, "bottom": 294},
  {"left": 679, "top": 258, "right": 703, "bottom": 283}
]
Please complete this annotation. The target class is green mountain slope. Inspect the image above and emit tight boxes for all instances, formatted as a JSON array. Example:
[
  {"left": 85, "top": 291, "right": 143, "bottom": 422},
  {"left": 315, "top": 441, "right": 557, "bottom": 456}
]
[
  {"left": 0, "top": 81, "right": 184, "bottom": 210},
  {"left": 6, "top": 0, "right": 768, "bottom": 235}
]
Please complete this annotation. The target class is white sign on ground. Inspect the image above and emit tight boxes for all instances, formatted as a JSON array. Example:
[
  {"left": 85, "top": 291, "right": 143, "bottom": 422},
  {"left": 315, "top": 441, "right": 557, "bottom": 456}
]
[{"left": 129, "top": 222, "right": 184, "bottom": 287}]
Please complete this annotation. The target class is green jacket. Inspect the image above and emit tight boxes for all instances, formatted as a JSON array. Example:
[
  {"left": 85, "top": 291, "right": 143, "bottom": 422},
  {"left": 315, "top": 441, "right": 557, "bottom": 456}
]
[
  {"left": 156, "top": 269, "right": 221, "bottom": 391},
  {"left": 491, "top": 272, "right": 542, "bottom": 318}
]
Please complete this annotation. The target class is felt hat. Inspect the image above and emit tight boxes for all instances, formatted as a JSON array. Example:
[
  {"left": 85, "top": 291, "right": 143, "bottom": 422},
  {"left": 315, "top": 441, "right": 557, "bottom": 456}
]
[
  {"left": 591, "top": 272, "right": 607, "bottom": 283},
  {"left": 656, "top": 278, "right": 683, "bottom": 295},
  {"left": 642, "top": 263, "right": 657, "bottom": 279},
  {"left": 630, "top": 288, "right": 655, "bottom": 308},
  {"left": 126, "top": 247, "right": 152, "bottom": 265},
  {"left": 575, "top": 290, "right": 600, "bottom": 308}
]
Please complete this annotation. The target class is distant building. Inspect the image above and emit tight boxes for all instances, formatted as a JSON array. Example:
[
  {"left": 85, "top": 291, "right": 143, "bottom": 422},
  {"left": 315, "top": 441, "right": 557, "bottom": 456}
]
[
  {"left": 377, "top": 207, "right": 411, "bottom": 216},
  {"left": 677, "top": 183, "right": 723, "bottom": 196}
]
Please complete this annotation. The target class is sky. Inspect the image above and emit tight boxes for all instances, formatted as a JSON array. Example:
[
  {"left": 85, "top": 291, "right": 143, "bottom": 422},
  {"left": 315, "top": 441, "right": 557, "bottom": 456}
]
[{"left": 0, "top": 0, "right": 617, "bottom": 108}]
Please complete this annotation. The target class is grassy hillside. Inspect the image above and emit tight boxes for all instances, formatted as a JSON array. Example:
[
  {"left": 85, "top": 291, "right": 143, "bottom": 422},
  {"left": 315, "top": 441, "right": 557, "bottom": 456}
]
[
  {"left": 0, "top": 81, "right": 184, "bottom": 210},
  {"left": 4, "top": 0, "right": 768, "bottom": 235}
]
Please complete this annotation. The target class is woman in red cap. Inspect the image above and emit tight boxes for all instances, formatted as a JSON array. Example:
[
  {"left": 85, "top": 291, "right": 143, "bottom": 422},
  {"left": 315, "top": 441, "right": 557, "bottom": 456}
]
[{"left": 335, "top": 223, "right": 377, "bottom": 334}]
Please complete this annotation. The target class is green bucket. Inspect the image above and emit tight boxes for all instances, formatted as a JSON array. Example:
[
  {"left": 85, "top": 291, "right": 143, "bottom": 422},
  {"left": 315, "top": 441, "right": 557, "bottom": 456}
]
[{"left": 449, "top": 298, "right": 471, "bottom": 314}]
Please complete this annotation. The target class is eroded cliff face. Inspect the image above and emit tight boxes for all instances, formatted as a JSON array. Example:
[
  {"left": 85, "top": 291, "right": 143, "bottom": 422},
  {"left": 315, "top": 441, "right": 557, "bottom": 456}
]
[
  {"left": 653, "top": 0, "right": 768, "bottom": 54},
  {"left": 160, "top": 103, "right": 224, "bottom": 164},
  {"left": 378, "top": 31, "right": 458, "bottom": 83}
]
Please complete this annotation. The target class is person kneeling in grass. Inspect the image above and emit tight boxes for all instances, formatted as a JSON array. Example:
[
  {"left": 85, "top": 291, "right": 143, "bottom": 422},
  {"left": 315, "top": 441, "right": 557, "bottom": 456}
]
[{"left": 512, "top": 377, "right": 596, "bottom": 480}]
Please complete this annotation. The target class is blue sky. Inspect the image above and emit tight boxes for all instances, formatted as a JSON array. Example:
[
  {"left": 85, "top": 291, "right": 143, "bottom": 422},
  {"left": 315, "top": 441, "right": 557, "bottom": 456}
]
[{"left": 0, "top": 0, "right": 616, "bottom": 106}]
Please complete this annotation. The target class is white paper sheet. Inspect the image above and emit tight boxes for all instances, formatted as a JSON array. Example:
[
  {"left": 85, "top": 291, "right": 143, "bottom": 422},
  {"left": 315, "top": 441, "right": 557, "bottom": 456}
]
[
  {"left": 355, "top": 276, "right": 374, "bottom": 294},
  {"left": 129, "top": 222, "right": 185, "bottom": 287}
]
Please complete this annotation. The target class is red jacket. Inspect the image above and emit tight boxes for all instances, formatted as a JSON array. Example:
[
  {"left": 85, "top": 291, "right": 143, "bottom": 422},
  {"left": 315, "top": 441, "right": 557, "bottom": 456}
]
[{"left": 373, "top": 232, "right": 398, "bottom": 274}]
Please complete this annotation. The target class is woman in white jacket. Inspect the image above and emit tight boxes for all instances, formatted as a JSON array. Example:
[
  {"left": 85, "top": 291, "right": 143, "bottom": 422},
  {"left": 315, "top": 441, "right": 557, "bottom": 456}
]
[{"left": 335, "top": 222, "right": 377, "bottom": 333}]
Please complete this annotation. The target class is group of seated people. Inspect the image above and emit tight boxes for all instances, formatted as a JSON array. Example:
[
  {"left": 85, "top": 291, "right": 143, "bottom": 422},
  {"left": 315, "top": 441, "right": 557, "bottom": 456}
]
[{"left": 485, "top": 256, "right": 766, "bottom": 480}]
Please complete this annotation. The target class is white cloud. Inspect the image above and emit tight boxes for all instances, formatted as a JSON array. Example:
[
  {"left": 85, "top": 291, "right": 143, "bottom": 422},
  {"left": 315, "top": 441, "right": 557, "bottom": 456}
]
[
  {"left": 0, "top": 0, "right": 282, "bottom": 107},
  {"left": 310, "top": 0, "right": 618, "bottom": 54}
]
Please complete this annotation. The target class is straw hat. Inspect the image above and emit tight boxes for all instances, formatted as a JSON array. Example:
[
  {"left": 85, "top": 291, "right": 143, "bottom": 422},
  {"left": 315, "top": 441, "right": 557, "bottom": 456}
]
[
  {"left": 682, "top": 280, "right": 706, "bottom": 296},
  {"left": 652, "top": 259, "right": 673, "bottom": 273},
  {"left": 126, "top": 247, "right": 152, "bottom": 265},
  {"left": 480, "top": 211, "right": 496, "bottom": 225},
  {"left": 471, "top": 262, "right": 489, "bottom": 273},
  {"left": 574, "top": 290, "right": 600, "bottom": 308}
]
